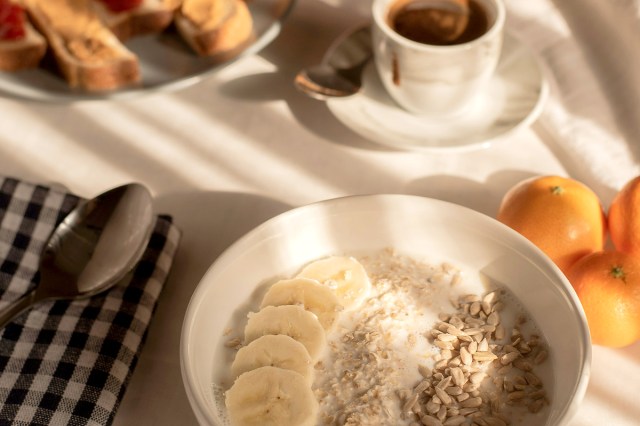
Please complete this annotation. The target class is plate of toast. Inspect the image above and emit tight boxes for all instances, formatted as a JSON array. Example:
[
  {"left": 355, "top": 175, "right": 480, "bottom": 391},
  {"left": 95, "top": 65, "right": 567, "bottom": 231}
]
[{"left": 0, "top": 0, "right": 295, "bottom": 101}]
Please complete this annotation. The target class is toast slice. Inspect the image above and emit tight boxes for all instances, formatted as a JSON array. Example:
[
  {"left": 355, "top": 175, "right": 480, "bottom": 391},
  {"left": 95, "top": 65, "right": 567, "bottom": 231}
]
[
  {"left": 92, "top": 0, "right": 182, "bottom": 41},
  {"left": 0, "top": 16, "right": 46, "bottom": 71},
  {"left": 24, "top": 0, "right": 140, "bottom": 91},
  {"left": 175, "top": 0, "right": 253, "bottom": 58}
]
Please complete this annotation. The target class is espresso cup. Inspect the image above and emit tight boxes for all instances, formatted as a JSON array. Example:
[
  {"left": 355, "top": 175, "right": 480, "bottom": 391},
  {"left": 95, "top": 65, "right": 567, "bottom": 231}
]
[{"left": 371, "top": 0, "right": 505, "bottom": 116}]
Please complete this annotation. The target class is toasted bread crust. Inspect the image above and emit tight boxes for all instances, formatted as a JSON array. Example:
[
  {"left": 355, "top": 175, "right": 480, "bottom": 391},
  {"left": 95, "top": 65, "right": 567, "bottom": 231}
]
[
  {"left": 54, "top": 46, "right": 139, "bottom": 90},
  {"left": 176, "top": 0, "right": 253, "bottom": 57},
  {"left": 0, "top": 25, "right": 46, "bottom": 71},
  {"left": 25, "top": 0, "right": 140, "bottom": 91}
]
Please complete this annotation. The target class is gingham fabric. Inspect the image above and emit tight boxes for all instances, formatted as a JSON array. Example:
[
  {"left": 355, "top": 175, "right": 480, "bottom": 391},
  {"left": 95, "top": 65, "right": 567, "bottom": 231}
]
[{"left": 0, "top": 177, "right": 180, "bottom": 426}]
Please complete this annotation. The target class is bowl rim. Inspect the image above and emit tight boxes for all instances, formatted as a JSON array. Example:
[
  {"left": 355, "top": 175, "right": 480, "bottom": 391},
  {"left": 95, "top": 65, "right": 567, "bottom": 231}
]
[{"left": 180, "top": 193, "right": 592, "bottom": 425}]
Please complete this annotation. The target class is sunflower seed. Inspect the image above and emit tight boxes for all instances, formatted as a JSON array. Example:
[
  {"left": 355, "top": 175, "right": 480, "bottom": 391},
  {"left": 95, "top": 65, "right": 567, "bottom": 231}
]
[
  {"left": 529, "top": 389, "right": 546, "bottom": 400},
  {"left": 525, "top": 372, "right": 542, "bottom": 387},
  {"left": 435, "top": 386, "right": 453, "bottom": 406},
  {"left": 469, "top": 302, "right": 482, "bottom": 316},
  {"left": 419, "top": 364, "right": 433, "bottom": 378},
  {"left": 448, "top": 357, "right": 462, "bottom": 368},
  {"left": 438, "top": 313, "right": 451, "bottom": 322},
  {"left": 478, "top": 338, "right": 489, "bottom": 352},
  {"left": 421, "top": 415, "right": 443, "bottom": 426},
  {"left": 446, "top": 386, "right": 463, "bottom": 396},
  {"left": 437, "top": 333, "right": 459, "bottom": 342},
  {"left": 518, "top": 341, "right": 532, "bottom": 353},
  {"left": 451, "top": 367, "right": 465, "bottom": 387},
  {"left": 534, "top": 350, "right": 548, "bottom": 364},
  {"left": 513, "top": 375, "right": 527, "bottom": 386},
  {"left": 415, "top": 380, "right": 431, "bottom": 394},
  {"left": 500, "top": 351, "right": 520, "bottom": 365},
  {"left": 473, "top": 351, "right": 497, "bottom": 362},
  {"left": 403, "top": 393, "right": 420, "bottom": 412},
  {"left": 458, "top": 407, "right": 478, "bottom": 416},
  {"left": 437, "top": 376, "right": 452, "bottom": 390},
  {"left": 456, "top": 392, "right": 470, "bottom": 402},
  {"left": 435, "top": 359, "right": 448, "bottom": 370},
  {"left": 443, "top": 415, "right": 466, "bottom": 426},
  {"left": 481, "top": 301, "right": 492, "bottom": 316},
  {"left": 460, "top": 347, "right": 472, "bottom": 365},
  {"left": 507, "top": 390, "right": 526, "bottom": 401},
  {"left": 483, "top": 291, "right": 498, "bottom": 304},
  {"left": 426, "top": 400, "right": 441, "bottom": 414},
  {"left": 460, "top": 396, "right": 483, "bottom": 408},
  {"left": 486, "top": 416, "right": 507, "bottom": 426},
  {"left": 469, "top": 372, "right": 486, "bottom": 385},
  {"left": 437, "top": 404, "right": 447, "bottom": 421},
  {"left": 514, "top": 359, "right": 533, "bottom": 372},
  {"left": 441, "top": 349, "right": 453, "bottom": 360},
  {"left": 487, "top": 312, "right": 500, "bottom": 326},
  {"left": 435, "top": 340, "right": 454, "bottom": 350},
  {"left": 446, "top": 324, "right": 464, "bottom": 336}
]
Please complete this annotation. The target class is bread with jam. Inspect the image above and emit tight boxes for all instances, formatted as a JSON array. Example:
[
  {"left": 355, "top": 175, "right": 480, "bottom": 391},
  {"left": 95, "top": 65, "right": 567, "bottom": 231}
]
[{"left": 0, "top": 0, "right": 46, "bottom": 71}]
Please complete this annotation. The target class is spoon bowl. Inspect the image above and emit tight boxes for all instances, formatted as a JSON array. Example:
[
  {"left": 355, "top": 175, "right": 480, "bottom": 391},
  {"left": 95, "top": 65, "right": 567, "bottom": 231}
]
[
  {"left": 0, "top": 183, "right": 154, "bottom": 328},
  {"left": 295, "top": 26, "right": 372, "bottom": 99}
]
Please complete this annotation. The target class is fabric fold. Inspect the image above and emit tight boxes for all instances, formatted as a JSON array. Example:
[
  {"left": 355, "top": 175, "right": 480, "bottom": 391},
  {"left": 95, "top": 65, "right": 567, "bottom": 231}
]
[{"left": 507, "top": 0, "right": 640, "bottom": 202}]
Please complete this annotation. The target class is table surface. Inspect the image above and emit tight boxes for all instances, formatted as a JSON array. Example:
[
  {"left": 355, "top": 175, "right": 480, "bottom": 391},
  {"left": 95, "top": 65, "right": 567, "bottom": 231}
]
[{"left": 1, "top": 0, "right": 639, "bottom": 425}]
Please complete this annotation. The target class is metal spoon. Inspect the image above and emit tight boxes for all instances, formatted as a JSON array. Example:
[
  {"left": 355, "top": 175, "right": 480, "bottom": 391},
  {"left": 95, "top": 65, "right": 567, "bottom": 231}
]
[
  {"left": 294, "top": 26, "right": 373, "bottom": 100},
  {"left": 0, "top": 183, "right": 154, "bottom": 328}
]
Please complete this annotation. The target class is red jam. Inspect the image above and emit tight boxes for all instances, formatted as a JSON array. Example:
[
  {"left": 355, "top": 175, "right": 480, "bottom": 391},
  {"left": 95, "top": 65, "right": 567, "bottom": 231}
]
[
  {"left": 0, "top": 0, "right": 26, "bottom": 41},
  {"left": 99, "top": 0, "right": 144, "bottom": 13}
]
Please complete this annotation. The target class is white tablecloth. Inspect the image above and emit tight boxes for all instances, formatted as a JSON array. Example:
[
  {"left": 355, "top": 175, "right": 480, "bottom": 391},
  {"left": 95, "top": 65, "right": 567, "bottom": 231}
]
[{"left": 0, "top": 0, "right": 638, "bottom": 424}]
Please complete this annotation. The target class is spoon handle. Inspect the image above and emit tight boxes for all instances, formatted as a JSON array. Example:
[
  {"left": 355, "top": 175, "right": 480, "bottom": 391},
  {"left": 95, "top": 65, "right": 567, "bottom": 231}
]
[{"left": 0, "top": 289, "right": 38, "bottom": 329}]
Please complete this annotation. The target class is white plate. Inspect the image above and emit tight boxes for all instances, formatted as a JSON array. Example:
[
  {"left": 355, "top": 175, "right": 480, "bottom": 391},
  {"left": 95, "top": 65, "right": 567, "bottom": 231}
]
[
  {"left": 180, "top": 194, "right": 590, "bottom": 426},
  {"left": 0, "top": 0, "right": 295, "bottom": 102},
  {"left": 326, "top": 31, "right": 549, "bottom": 152}
]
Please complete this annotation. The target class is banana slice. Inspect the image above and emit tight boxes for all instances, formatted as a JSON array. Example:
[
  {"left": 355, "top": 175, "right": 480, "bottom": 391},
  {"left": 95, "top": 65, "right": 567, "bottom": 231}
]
[
  {"left": 231, "top": 335, "right": 313, "bottom": 383},
  {"left": 244, "top": 305, "right": 326, "bottom": 361},
  {"left": 260, "top": 277, "right": 343, "bottom": 330},
  {"left": 225, "top": 366, "right": 318, "bottom": 426},
  {"left": 296, "top": 256, "right": 371, "bottom": 308}
]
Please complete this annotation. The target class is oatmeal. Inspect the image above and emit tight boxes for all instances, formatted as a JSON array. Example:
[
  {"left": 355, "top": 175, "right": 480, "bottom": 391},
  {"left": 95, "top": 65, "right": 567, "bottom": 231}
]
[
  {"left": 218, "top": 249, "right": 552, "bottom": 426},
  {"left": 313, "top": 249, "right": 551, "bottom": 425}
]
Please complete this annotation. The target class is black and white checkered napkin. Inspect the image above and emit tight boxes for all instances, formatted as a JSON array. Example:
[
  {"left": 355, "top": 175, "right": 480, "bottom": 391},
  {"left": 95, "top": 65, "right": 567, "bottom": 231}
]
[{"left": 0, "top": 177, "right": 180, "bottom": 425}]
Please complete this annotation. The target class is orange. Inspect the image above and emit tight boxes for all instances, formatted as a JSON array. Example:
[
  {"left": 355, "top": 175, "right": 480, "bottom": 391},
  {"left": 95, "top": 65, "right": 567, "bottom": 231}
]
[
  {"left": 608, "top": 176, "right": 640, "bottom": 257},
  {"left": 567, "top": 251, "right": 640, "bottom": 348},
  {"left": 497, "top": 175, "right": 606, "bottom": 274}
]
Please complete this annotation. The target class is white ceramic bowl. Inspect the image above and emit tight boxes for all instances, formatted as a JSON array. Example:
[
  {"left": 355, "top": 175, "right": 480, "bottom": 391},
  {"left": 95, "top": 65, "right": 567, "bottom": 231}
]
[{"left": 181, "top": 194, "right": 591, "bottom": 425}]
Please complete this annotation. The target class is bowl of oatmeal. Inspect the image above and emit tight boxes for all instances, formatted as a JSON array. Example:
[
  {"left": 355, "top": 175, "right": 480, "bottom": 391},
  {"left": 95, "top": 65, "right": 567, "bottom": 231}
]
[{"left": 181, "top": 194, "right": 591, "bottom": 426}]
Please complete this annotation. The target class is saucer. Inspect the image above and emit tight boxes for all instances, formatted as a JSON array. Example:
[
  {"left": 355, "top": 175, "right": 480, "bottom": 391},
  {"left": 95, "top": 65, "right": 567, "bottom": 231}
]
[{"left": 326, "top": 30, "right": 549, "bottom": 153}]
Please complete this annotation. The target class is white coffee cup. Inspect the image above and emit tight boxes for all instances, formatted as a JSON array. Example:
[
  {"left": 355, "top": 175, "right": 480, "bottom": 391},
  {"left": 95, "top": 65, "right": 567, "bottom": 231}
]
[{"left": 371, "top": 0, "right": 505, "bottom": 116}]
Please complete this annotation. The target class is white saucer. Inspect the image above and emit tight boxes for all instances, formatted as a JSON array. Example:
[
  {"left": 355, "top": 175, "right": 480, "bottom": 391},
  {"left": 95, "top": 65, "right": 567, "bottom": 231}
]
[{"left": 326, "top": 31, "right": 549, "bottom": 152}]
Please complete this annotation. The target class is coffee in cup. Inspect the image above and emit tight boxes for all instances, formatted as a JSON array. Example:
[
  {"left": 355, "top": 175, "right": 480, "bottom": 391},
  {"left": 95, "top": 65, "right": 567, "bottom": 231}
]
[{"left": 371, "top": 0, "right": 505, "bottom": 116}]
